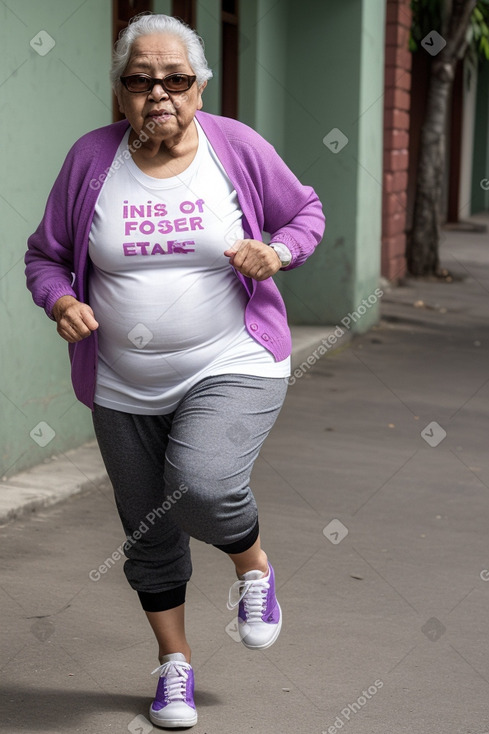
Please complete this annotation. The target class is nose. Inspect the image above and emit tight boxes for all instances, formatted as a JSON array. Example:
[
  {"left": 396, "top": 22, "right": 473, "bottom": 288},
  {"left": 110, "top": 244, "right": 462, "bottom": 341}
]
[{"left": 149, "top": 82, "right": 169, "bottom": 100}]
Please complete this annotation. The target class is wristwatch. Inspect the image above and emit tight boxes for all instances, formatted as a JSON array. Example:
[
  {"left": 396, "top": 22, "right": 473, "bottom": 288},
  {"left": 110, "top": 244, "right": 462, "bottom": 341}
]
[{"left": 269, "top": 242, "right": 292, "bottom": 268}]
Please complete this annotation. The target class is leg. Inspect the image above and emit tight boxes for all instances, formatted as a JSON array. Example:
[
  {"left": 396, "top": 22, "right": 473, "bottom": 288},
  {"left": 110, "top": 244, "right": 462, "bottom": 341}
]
[
  {"left": 147, "top": 606, "right": 197, "bottom": 728},
  {"left": 92, "top": 405, "right": 196, "bottom": 729},
  {"left": 227, "top": 535, "right": 268, "bottom": 577},
  {"left": 145, "top": 604, "right": 191, "bottom": 663},
  {"left": 161, "top": 375, "right": 287, "bottom": 651},
  {"left": 162, "top": 374, "right": 288, "bottom": 547},
  {"left": 223, "top": 530, "right": 282, "bottom": 651},
  {"left": 92, "top": 404, "right": 193, "bottom": 654}
]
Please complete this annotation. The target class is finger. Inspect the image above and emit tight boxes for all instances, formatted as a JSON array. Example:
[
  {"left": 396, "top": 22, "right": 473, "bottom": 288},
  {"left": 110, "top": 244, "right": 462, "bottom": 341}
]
[
  {"left": 57, "top": 323, "right": 81, "bottom": 343},
  {"left": 235, "top": 265, "right": 262, "bottom": 280},
  {"left": 255, "top": 270, "right": 273, "bottom": 281},
  {"left": 246, "top": 260, "right": 272, "bottom": 279},
  {"left": 251, "top": 268, "right": 271, "bottom": 281},
  {"left": 59, "top": 315, "right": 92, "bottom": 340},
  {"left": 233, "top": 246, "right": 257, "bottom": 270},
  {"left": 237, "top": 260, "right": 278, "bottom": 281},
  {"left": 224, "top": 239, "right": 245, "bottom": 255},
  {"left": 63, "top": 307, "right": 98, "bottom": 336},
  {"left": 228, "top": 247, "right": 245, "bottom": 267},
  {"left": 80, "top": 307, "right": 99, "bottom": 331}
]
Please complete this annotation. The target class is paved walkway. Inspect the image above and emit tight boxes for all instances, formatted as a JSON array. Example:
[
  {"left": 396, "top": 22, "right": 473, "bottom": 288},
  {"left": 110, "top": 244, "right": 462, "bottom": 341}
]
[{"left": 1, "top": 218, "right": 488, "bottom": 733}]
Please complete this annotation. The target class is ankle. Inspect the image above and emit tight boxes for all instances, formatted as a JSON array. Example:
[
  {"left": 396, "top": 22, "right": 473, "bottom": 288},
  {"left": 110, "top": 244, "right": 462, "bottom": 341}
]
[
  {"left": 159, "top": 645, "right": 191, "bottom": 664},
  {"left": 235, "top": 550, "right": 268, "bottom": 578}
]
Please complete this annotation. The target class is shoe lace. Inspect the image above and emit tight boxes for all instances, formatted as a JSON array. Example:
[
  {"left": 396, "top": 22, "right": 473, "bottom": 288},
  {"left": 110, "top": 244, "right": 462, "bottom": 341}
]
[
  {"left": 151, "top": 661, "right": 190, "bottom": 703},
  {"left": 227, "top": 577, "right": 269, "bottom": 621}
]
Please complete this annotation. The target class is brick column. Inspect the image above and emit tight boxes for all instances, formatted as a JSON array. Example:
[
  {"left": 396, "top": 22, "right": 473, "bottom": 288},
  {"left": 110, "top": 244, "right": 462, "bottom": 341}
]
[{"left": 382, "top": 0, "right": 412, "bottom": 281}]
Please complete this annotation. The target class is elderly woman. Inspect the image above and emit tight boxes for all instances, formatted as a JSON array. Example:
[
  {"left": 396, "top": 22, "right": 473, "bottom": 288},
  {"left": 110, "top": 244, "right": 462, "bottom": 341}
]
[{"left": 25, "top": 13, "right": 324, "bottom": 730}]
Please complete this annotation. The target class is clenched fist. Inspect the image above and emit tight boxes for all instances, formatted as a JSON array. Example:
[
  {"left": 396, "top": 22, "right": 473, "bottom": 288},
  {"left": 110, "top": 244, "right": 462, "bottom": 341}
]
[
  {"left": 52, "top": 295, "right": 99, "bottom": 343},
  {"left": 224, "top": 239, "right": 282, "bottom": 281}
]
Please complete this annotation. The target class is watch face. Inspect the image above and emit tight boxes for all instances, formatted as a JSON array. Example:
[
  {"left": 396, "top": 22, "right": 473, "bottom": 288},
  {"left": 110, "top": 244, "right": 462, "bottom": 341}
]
[
  {"left": 271, "top": 243, "right": 291, "bottom": 266},
  {"left": 280, "top": 257, "right": 290, "bottom": 266}
]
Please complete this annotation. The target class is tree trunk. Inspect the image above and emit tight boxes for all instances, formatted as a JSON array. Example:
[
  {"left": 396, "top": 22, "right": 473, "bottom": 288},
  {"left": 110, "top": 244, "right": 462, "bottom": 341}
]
[{"left": 407, "top": 0, "right": 476, "bottom": 276}]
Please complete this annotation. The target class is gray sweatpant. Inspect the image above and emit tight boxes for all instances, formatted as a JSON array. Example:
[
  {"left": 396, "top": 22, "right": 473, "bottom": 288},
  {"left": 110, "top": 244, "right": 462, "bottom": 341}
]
[{"left": 92, "top": 374, "right": 287, "bottom": 611}]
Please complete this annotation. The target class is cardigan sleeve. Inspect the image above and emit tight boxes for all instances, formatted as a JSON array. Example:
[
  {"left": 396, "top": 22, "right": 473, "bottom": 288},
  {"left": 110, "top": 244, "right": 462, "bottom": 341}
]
[
  {"left": 26, "top": 120, "right": 130, "bottom": 319},
  {"left": 25, "top": 147, "right": 80, "bottom": 319},
  {"left": 235, "top": 132, "right": 325, "bottom": 270}
]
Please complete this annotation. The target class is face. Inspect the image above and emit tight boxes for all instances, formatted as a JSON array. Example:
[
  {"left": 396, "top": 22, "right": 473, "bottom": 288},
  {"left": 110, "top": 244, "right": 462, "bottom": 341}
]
[{"left": 118, "top": 33, "right": 206, "bottom": 145}]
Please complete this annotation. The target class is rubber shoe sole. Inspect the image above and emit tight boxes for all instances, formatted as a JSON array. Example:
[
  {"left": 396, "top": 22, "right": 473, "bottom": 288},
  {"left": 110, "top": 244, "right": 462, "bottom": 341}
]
[{"left": 149, "top": 707, "right": 198, "bottom": 728}]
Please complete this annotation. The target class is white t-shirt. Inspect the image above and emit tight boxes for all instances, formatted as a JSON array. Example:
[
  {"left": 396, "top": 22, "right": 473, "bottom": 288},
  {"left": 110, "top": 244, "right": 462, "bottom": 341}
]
[{"left": 88, "top": 120, "right": 290, "bottom": 415}]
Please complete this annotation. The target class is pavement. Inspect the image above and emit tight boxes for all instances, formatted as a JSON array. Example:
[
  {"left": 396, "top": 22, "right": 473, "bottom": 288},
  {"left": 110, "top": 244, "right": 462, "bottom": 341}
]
[{"left": 1, "top": 216, "right": 489, "bottom": 734}]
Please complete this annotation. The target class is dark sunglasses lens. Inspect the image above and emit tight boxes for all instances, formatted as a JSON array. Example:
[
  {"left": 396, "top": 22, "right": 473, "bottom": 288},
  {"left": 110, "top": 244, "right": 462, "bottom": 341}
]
[
  {"left": 164, "top": 74, "right": 192, "bottom": 91},
  {"left": 125, "top": 75, "right": 152, "bottom": 92}
]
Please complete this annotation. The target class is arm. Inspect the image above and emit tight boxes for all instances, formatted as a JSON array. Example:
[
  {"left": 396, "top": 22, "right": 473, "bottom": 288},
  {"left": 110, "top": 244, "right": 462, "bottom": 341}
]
[
  {"left": 25, "top": 148, "right": 98, "bottom": 341},
  {"left": 25, "top": 149, "right": 79, "bottom": 319},
  {"left": 239, "top": 134, "right": 326, "bottom": 270},
  {"left": 224, "top": 161, "right": 325, "bottom": 280},
  {"left": 269, "top": 186, "right": 325, "bottom": 270},
  {"left": 224, "top": 140, "right": 325, "bottom": 279}
]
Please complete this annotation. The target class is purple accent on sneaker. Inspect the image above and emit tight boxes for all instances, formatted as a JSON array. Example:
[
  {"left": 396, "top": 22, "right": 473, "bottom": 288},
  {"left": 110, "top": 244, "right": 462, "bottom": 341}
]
[
  {"left": 238, "top": 563, "right": 280, "bottom": 625},
  {"left": 152, "top": 666, "right": 195, "bottom": 712}
]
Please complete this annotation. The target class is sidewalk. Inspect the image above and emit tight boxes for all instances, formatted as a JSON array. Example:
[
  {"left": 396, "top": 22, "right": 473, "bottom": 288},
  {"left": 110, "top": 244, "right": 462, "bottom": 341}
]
[{"left": 1, "top": 219, "right": 488, "bottom": 734}]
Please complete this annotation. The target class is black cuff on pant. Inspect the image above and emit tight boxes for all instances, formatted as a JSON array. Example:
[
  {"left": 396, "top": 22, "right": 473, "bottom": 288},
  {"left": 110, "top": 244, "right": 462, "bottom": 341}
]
[
  {"left": 137, "top": 583, "right": 187, "bottom": 612},
  {"left": 213, "top": 519, "right": 259, "bottom": 554}
]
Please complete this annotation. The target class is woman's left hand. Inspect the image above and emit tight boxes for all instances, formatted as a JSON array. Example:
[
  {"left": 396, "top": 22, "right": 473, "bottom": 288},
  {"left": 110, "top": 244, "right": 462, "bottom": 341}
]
[{"left": 224, "top": 239, "right": 282, "bottom": 281}]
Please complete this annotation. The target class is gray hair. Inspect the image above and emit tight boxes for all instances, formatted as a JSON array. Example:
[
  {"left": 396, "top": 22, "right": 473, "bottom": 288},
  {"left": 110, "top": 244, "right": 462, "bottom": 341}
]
[{"left": 110, "top": 13, "right": 213, "bottom": 93}]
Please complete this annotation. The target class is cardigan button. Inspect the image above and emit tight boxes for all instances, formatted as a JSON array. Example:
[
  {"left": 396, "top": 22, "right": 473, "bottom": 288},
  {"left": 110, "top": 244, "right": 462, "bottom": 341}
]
[
  {"left": 250, "top": 323, "right": 258, "bottom": 331},
  {"left": 262, "top": 333, "right": 270, "bottom": 341}
]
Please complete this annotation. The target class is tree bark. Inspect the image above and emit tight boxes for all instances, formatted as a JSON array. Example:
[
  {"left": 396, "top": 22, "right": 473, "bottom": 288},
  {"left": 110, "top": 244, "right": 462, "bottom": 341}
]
[{"left": 407, "top": 0, "right": 476, "bottom": 276}]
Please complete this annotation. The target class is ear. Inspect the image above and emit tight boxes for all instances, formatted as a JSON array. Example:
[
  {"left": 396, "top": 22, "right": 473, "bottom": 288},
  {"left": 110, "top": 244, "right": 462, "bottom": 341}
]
[
  {"left": 115, "top": 87, "right": 125, "bottom": 114},
  {"left": 196, "top": 80, "right": 207, "bottom": 110}
]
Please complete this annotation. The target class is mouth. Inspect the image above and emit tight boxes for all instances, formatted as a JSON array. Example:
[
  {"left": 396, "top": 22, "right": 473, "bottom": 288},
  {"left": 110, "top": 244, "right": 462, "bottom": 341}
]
[{"left": 147, "top": 110, "right": 173, "bottom": 124}]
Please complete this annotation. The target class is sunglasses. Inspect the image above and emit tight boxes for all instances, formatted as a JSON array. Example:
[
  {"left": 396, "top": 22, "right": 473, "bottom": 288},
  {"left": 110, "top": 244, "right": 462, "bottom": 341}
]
[{"left": 120, "top": 73, "right": 197, "bottom": 94}]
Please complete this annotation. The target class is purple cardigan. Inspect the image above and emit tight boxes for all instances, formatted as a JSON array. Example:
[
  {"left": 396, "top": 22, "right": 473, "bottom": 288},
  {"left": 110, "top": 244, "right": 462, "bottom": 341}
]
[{"left": 25, "top": 111, "right": 325, "bottom": 409}]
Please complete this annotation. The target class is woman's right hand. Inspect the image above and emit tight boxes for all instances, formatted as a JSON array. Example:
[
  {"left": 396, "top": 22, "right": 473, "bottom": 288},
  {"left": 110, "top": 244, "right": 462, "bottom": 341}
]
[{"left": 52, "top": 295, "right": 99, "bottom": 343}]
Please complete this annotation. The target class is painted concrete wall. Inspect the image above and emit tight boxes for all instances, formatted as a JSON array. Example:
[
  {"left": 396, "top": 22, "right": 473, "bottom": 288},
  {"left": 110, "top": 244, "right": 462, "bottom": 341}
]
[
  {"left": 471, "top": 61, "right": 489, "bottom": 214},
  {"left": 153, "top": 0, "right": 172, "bottom": 14},
  {"left": 0, "top": 0, "right": 112, "bottom": 477},
  {"left": 242, "top": 0, "right": 288, "bottom": 157},
  {"left": 238, "top": 0, "right": 259, "bottom": 130},
  {"left": 274, "top": 0, "right": 385, "bottom": 331},
  {"left": 354, "top": 0, "right": 386, "bottom": 323},
  {"left": 459, "top": 57, "right": 478, "bottom": 219}
]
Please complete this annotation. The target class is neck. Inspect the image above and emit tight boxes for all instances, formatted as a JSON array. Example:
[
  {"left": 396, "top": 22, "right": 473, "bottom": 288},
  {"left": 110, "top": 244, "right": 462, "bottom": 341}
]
[{"left": 129, "top": 120, "right": 197, "bottom": 162}]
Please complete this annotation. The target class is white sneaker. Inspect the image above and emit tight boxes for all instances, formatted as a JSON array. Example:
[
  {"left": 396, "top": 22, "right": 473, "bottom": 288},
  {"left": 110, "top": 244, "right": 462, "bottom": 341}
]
[
  {"left": 149, "top": 652, "right": 197, "bottom": 728},
  {"left": 227, "top": 563, "right": 282, "bottom": 649}
]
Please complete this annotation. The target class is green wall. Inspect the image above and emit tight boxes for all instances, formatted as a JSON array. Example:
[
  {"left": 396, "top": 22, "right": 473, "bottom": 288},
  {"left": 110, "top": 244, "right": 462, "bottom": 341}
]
[
  {"left": 153, "top": 0, "right": 173, "bottom": 14},
  {"left": 0, "top": 0, "right": 112, "bottom": 477},
  {"left": 354, "top": 0, "right": 385, "bottom": 323},
  {"left": 471, "top": 61, "right": 489, "bottom": 213},
  {"left": 239, "top": 0, "right": 288, "bottom": 156},
  {"left": 279, "top": 0, "right": 384, "bottom": 329},
  {"left": 238, "top": 0, "right": 258, "bottom": 129},
  {"left": 238, "top": 0, "right": 384, "bottom": 330}
]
